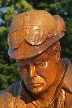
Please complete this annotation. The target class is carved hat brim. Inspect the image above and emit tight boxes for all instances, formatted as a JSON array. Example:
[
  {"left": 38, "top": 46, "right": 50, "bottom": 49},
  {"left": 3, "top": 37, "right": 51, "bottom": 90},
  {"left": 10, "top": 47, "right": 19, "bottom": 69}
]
[{"left": 8, "top": 34, "right": 63, "bottom": 60}]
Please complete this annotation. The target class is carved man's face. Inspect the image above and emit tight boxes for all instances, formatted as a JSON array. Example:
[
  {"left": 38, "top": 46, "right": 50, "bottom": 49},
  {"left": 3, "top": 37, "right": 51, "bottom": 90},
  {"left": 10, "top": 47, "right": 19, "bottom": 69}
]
[{"left": 16, "top": 44, "right": 59, "bottom": 94}]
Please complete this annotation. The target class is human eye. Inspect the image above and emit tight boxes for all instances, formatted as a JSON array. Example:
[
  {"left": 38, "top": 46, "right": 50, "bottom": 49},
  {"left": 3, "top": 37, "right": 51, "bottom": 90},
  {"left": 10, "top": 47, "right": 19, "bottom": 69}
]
[
  {"left": 34, "top": 61, "right": 45, "bottom": 67},
  {"left": 18, "top": 64, "right": 28, "bottom": 72}
]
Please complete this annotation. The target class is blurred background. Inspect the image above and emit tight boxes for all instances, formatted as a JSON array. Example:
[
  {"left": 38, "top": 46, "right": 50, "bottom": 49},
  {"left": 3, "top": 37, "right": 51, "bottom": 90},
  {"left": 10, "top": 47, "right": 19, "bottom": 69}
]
[{"left": 0, "top": 0, "right": 72, "bottom": 91}]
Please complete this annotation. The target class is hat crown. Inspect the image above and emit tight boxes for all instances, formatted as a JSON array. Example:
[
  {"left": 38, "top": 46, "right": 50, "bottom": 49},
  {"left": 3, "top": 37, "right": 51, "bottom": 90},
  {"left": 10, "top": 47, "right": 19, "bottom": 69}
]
[
  {"left": 8, "top": 10, "right": 57, "bottom": 48},
  {"left": 8, "top": 10, "right": 66, "bottom": 59}
]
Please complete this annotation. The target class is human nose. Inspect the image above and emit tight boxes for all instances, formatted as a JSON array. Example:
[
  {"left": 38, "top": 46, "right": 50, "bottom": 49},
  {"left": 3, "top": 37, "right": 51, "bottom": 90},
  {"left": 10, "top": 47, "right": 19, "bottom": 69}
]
[{"left": 29, "top": 64, "right": 37, "bottom": 77}]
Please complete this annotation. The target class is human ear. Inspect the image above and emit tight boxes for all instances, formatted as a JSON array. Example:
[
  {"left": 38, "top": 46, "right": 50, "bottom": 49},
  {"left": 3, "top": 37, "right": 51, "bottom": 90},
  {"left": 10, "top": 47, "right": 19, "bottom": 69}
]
[{"left": 52, "top": 42, "right": 60, "bottom": 63}]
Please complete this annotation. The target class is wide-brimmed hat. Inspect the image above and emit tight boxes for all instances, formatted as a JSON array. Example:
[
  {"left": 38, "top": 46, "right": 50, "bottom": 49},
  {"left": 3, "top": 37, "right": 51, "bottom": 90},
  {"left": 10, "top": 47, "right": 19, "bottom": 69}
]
[{"left": 8, "top": 10, "right": 66, "bottom": 59}]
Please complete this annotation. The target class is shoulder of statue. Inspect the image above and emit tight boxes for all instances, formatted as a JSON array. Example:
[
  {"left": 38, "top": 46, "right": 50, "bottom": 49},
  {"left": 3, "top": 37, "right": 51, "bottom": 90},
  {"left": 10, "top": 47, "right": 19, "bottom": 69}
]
[
  {"left": 0, "top": 81, "right": 24, "bottom": 108},
  {"left": 0, "top": 81, "right": 21, "bottom": 96},
  {"left": 0, "top": 92, "right": 15, "bottom": 108},
  {"left": 61, "top": 58, "right": 72, "bottom": 93}
]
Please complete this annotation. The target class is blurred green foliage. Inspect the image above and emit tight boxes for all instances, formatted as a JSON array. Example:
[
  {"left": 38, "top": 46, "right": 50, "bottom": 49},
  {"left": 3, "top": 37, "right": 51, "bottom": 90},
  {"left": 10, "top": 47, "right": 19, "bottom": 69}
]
[{"left": 0, "top": 0, "right": 72, "bottom": 91}]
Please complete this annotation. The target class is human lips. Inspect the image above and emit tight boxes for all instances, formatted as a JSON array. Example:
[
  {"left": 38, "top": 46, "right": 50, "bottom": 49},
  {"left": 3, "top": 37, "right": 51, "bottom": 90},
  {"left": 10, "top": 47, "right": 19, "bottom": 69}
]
[
  {"left": 29, "top": 83, "right": 42, "bottom": 86},
  {"left": 27, "top": 76, "right": 44, "bottom": 87},
  {"left": 28, "top": 80, "right": 43, "bottom": 87}
]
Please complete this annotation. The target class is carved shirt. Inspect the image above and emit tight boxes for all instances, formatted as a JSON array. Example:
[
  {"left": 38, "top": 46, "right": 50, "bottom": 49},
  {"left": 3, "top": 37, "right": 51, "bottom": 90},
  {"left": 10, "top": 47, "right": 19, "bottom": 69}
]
[{"left": 0, "top": 58, "right": 72, "bottom": 108}]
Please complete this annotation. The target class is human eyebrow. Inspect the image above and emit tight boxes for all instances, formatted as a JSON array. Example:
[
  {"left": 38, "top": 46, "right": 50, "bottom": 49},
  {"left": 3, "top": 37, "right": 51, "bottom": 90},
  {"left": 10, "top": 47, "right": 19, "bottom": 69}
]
[
  {"left": 34, "top": 60, "right": 44, "bottom": 63},
  {"left": 33, "top": 60, "right": 45, "bottom": 66},
  {"left": 18, "top": 64, "right": 28, "bottom": 71},
  {"left": 17, "top": 59, "right": 27, "bottom": 65}
]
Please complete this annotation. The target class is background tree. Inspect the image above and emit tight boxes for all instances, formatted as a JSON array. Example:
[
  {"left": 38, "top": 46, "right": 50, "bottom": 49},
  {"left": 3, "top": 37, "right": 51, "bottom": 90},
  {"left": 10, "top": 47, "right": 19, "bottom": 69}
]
[{"left": 0, "top": 0, "right": 72, "bottom": 91}]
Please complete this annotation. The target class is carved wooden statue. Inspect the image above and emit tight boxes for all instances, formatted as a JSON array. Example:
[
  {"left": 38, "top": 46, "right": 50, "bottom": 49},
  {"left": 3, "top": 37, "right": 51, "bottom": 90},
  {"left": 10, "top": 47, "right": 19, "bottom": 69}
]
[{"left": 0, "top": 10, "right": 72, "bottom": 108}]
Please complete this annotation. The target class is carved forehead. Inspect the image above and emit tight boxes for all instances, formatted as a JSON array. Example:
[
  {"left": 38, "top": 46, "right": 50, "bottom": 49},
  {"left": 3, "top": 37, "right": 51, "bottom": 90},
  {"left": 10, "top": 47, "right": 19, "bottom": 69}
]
[
  {"left": 16, "top": 53, "right": 45, "bottom": 65},
  {"left": 17, "top": 41, "right": 60, "bottom": 65}
]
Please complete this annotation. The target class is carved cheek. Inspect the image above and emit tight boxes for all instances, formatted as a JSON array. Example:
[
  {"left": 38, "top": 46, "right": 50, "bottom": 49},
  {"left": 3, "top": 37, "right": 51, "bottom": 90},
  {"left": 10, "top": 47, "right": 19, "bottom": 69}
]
[
  {"left": 19, "top": 68, "right": 28, "bottom": 81},
  {"left": 35, "top": 62, "right": 50, "bottom": 78},
  {"left": 35, "top": 61, "right": 57, "bottom": 83}
]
